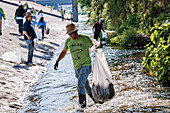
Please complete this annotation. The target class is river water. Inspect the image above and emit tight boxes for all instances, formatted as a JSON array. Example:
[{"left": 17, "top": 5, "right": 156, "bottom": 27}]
[{"left": 18, "top": 15, "right": 170, "bottom": 113}]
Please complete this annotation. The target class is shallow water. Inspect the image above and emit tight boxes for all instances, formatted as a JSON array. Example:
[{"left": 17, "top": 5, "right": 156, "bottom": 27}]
[{"left": 18, "top": 15, "right": 170, "bottom": 113}]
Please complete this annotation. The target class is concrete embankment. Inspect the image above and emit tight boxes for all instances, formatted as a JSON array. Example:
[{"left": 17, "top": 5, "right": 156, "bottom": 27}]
[{"left": 0, "top": 0, "right": 70, "bottom": 112}]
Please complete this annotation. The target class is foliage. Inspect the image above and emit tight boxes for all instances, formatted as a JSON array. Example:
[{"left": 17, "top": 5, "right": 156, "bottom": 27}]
[
  {"left": 78, "top": 0, "right": 170, "bottom": 46},
  {"left": 78, "top": 0, "right": 170, "bottom": 86},
  {"left": 78, "top": 6, "right": 87, "bottom": 14},
  {"left": 110, "top": 26, "right": 137, "bottom": 46},
  {"left": 142, "top": 15, "right": 170, "bottom": 87}
]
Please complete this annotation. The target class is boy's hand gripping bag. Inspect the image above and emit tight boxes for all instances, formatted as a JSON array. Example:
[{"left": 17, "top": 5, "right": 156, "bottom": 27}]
[{"left": 92, "top": 48, "right": 115, "bottom": 104}]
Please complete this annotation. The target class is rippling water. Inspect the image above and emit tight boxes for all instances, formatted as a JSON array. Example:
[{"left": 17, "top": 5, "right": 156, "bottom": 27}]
[{"left": 18, "top": 15, "right": 170, "bottom": 113}]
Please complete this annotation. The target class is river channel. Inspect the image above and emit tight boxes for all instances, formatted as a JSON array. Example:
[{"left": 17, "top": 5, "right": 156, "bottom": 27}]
[{"left": 18, "top": 15, "right": 170, "bottom": 113}]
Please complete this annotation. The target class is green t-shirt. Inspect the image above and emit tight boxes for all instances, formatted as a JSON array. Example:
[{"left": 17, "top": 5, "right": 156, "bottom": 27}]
[
  {"left": 64, "top": 35, "right": 93, "bottom": 70},
  {"left": 24, "top": 5, "right": 28, "bottom": 9},
  {"left": 33, "top": 10, "right": 37, "bottom": 15},
  {"left": 60, "top": 10, "right": 64, "bottom": 15}
]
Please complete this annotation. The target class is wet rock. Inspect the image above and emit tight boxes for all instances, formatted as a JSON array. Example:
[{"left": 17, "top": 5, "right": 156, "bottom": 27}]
[{"left": 0, "top": 81, "right": 6, "bottom": 85}]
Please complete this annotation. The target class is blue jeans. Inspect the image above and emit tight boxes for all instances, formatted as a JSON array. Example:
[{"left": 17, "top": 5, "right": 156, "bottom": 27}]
[
  {"left": 61, "top": 14, "right": 64, "bottom": 21},
  {"left": 39, "top": 26, "right": 45, "bottom": 38},
  {"left": 26, "top": 39, "right": 34, "bottom": 64},
  {"left": 75, "top": 66, "right": 92, "bottom": 95}
]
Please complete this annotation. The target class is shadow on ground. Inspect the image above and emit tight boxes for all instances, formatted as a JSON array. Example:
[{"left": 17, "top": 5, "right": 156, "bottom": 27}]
[
  {"left": 13, "top": 64, "right": 30, "bottom": 70},
  {"left": 50, "top": 42, "right": 60, "bottom": 47},
  {"left": 9, "top": 33, "right": 21, "bottom": 37}
]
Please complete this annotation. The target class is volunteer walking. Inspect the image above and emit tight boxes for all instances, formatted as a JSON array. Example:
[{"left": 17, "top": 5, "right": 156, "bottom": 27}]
[
  {"left": 23, "top": 12, "right": 37, "bottom": 66},
  {"left": 60, "top": 9, "right": 64, "bottom": 21},
  {"left": 54, "top": 23, "right": 96, "bottom": 108},
  {"left": 92, "top": 19, "right": 105, "bottom": 41},
  {"left": 14, "top": 4, "right": 25, "bottom": 35}
]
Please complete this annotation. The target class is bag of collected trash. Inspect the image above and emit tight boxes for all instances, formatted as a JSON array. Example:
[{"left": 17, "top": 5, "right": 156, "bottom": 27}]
[
  {"left": 99, "top": 32, "right": 107, "bottom": 41},
  {"left": 99, "top": 32, "right": 103, "bottom": 40},
  {"left": 0, "top": 48, "right": 23, "bottom": 64},
  {"left": 92, "top": 48, "right": 115, "bottom": 103},
  {"left": 45, "top": 27, "right": 50, "bottom": 35},
  {"left": 102, "top": 32, "right": 107, "bottom": 40},
  {"left": 45, "top": 23, "right": 50, "bottom": 35},
  {"left": 2, "top": 20, "right": 13, "bottom": 30},
  {"left": 35, "top": 26, "right": 42, "bottom": 40}
]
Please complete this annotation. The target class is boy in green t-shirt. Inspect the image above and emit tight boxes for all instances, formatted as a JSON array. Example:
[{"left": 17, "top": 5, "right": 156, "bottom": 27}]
[
  {"left": 54, "top": 23, "right": 96, "bottom": 108},
  {"left": 60, "top": 9, "right": 64, "bottom": 21},
  {"left": 31, "top": 7, "right": 37, "bottom": 15},
  {"left": 0, "top": 7, "right": 6, "bottom": 35}
]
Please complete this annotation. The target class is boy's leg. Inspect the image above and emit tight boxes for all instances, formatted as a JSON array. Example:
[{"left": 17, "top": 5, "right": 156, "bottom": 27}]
[
  {"left": 41, "top": 26, "right": 44, "bottom": 39},
  {"left": 75, "top": 66, "right": 92, "bottom": 108},
  {"left": 26, "top": 40, "right": 34, "bottom": 64},
  {"left": 17, "top": 20, "right": 23, "bottom": 35}
]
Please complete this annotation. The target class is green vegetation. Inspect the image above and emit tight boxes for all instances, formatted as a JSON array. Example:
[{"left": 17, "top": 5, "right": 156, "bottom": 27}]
[
  {"left": 78, "top": 0, "right": 169, "bottom": 46},
  {"left": 78, "top": 0, "right": 170, "bottom": 86},
  {"left": 142, "top": 15, "right": 170, "bottom": 87},
  {"left": 78, "top": 6, "right": 87, "bottom": 15}
]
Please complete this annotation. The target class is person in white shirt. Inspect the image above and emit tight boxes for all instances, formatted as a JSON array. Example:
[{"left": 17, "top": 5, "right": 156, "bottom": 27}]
[{"left": 36, "top": 10, "right": 43, "bottom": 23}]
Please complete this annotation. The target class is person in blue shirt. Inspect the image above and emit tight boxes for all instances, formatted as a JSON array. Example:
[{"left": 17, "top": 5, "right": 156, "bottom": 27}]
[
  {"left": 23, "top": 12, "right": 37, "bottom": 66},
  {"left": 37, "top": 17, "right": 46, "bottom": 40}
]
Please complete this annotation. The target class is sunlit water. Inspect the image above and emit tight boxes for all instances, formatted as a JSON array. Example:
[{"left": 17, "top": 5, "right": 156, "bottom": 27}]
[{"left": 18, "top": 15, "right": 170, "bottom": 113}]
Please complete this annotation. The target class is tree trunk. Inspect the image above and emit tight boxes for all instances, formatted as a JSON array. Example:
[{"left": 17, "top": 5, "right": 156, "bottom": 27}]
[{"left": 72, "top": 0, "right": 78, "bottom": 22}]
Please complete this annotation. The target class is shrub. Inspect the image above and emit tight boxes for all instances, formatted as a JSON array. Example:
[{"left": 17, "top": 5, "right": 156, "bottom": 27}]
[
  {"left": 142, "top": 20, "right": 170, "bottom": 87},
  {"left": 110, "top": 26, "right": 138, "bottom": 46}
]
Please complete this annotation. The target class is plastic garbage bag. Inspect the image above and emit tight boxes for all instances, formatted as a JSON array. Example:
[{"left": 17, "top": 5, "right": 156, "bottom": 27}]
[
  {"left": 99, "top": 32, "right": 103, "bottom": 40},
  {"left": 100, "top": 32, "right": 107, "bottom": 41},
  {"left": 90, "top": 38, "right": 100, "bottom": 52},
  {"left": 45, "top": 27, "right": 50, "bottom": 34},
  {"left": 0, "top": 48, "right": 23, "bottom": 64},
  {"left": 92, "top": 48, "right": 115, "bottom": 103},
  {"left": 35, "top": 26, "right": 42, "bottom": 40},
  {"left": 102, "top": 32, "right": 107, "bottom": 40},
  {"left": 45, "top": 23, "right": 50, "bottom": 35},
  {"left": 2, "top": 20, "right": 13, "bottom": 30}
]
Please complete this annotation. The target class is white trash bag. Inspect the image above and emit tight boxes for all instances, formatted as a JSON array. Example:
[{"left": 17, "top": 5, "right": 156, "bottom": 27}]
[
  {"left": 90, "top": 38, "right": 100, "bottom": 52},
  {"left": 0, "top": 48, "right": 23, "bottom": 64},
  {"left": 34, "top": 26, "right": 42, "bottom": 40},
  {"left": 102, "top": 32, "right": 107, "bottom": 40},
  {"left": 92, "top": 48, "right": 115, "bottom": 103},
  {"left": 45, "top": 23, "right": 50, "bottom": 35},
  {"left": 2, "top": 20, "right": 13, "bottom": 30}
]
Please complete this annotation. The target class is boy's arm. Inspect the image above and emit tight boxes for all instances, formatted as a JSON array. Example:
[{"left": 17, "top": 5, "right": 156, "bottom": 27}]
[
  {"left": 57, "top": 48, "right": 68, "bottom": 62},
  {"left": 54, "top": 48, "right": 68, "bottom": 70}
]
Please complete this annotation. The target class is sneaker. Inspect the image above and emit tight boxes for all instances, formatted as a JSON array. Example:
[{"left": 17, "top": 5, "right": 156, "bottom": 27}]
[{"left": 0, "top": 31, "right": 2, "bottom": 35}]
